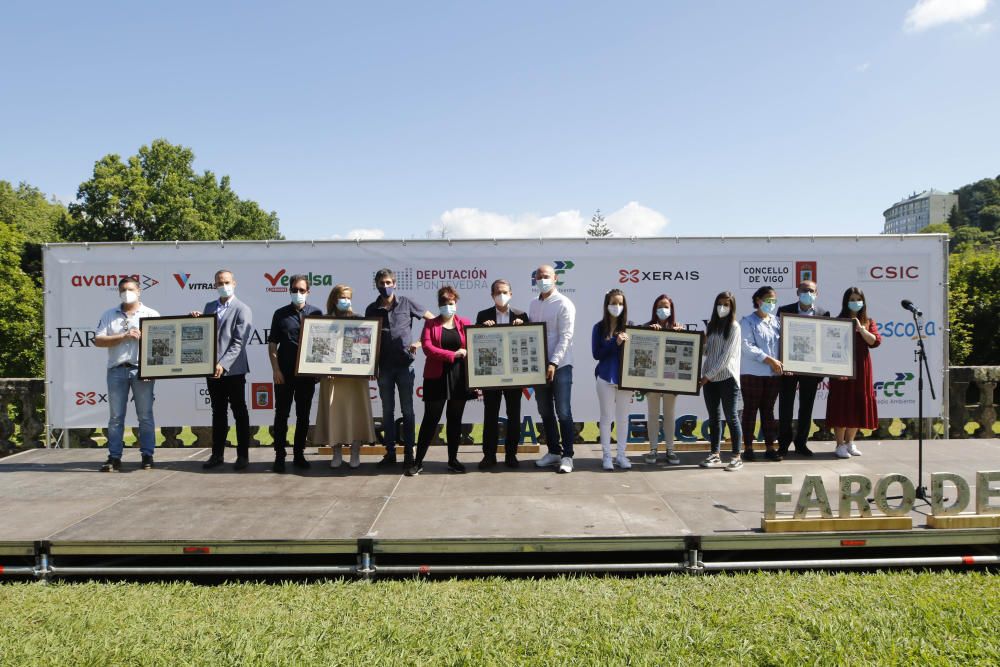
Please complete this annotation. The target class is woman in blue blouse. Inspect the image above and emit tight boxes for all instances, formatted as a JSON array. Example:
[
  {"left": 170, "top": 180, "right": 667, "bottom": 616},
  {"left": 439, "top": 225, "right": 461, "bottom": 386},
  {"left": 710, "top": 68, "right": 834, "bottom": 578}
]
[
  {"left": 739, "top": 285, "right": 784, "bottom": 461},
  {"left": 592, "top": 289, "right": 633, "bottom": 471}
]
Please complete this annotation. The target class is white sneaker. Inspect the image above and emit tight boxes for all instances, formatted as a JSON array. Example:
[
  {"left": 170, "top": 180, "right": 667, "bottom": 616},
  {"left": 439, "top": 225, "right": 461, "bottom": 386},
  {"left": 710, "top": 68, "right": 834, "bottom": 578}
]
[
  {"left": 643, "top": 449, "right": 658, "bottom": 464},
  {"left": 614, "top": 454, "right": 632, "bottom": 470},
  {"left": 664, "top": 450, "right": 681, "bottom": 465},
  {"left": 847, "top": 442, "right": 862, "bottom": 457},
  {"left": 835, "top": 444, "right": 850, "bottom": 459},
  {"left": 699, "top": 453, "right": 722, "bottom": 468},
  {"left": 536, "top": 452, "right": 562, "bottom": 468},
  {"left": 602, "top": 454, "right": 614, "bottom": 471},
  {"left": 330, "top": 445, "right": 343, "bottom": 468},
  {"left": 349, "top": 443, "right": 361, "bottom": 468},
  {"left": 725, "top": 456, "right": 743, "bottom": 471},
  {"left": 558, "top": 457, "right": 574, "bottom": 474}
]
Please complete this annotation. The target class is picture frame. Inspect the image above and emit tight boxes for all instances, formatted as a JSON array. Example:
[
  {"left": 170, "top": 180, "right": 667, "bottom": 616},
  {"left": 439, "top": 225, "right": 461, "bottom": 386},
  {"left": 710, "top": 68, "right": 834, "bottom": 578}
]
[
  {"left": 618, "top": 326, "right": 704, "bottom": 395},
  {"left": 465, "top": 323, "right": 549, "bottom": 390},
  {"left": 295, "top": 316, "right": 382, "bottom": 378},
  {"left": 138, "top": 315, "right": 217, "bottom": 379},
  {"left": 779, "top": 314, "right": 856, "bottom": 379}
]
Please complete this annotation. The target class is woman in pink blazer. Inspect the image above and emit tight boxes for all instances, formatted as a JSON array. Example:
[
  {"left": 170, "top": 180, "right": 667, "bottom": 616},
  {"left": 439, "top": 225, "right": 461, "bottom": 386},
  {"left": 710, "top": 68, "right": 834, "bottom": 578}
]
[{"left": 406, "top": 285, "right": 473, "bottom": 476}]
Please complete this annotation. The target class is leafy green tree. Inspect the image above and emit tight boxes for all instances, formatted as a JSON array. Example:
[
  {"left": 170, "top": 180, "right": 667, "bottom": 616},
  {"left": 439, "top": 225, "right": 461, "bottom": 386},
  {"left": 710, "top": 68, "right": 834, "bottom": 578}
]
[
  {"left": 62, "top": 139, "right": 282, "bottom": 242},
  {"left": 0, "top": 221, "right": 44, "bottom": 376},
  {"left": 949, "top": 246, "right": 1000, "bottom": 365},
  {"left": 0, "top": 181, "right": 69, "bottom": 280},
  {"left": 918, "top": 222, "right": 951, "bottom": 235}
]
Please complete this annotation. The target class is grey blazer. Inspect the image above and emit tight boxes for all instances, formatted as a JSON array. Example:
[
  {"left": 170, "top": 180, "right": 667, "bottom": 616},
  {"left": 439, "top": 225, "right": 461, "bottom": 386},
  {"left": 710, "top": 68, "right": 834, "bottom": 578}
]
[{"left": 203, "top": 296, "right": 253, "bottom": 376}]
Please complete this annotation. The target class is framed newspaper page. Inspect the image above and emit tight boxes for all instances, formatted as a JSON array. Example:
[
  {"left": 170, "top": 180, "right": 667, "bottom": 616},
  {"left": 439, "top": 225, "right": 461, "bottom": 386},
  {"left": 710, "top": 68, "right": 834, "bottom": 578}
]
[
  {"left": 465, "top": 323, "right": 549, "bottom": 390},
  {"left": 138, "top": 316, "right": 217, "bottom": 379},
  {"left": 779, "top": 314, "right": 855, "bottom": 379},
  {"left": 618, "top": 327, "right": 703, "bottom": 395},
  {"left": 295, "top": 316, "right": 381, "bottom": 377}
]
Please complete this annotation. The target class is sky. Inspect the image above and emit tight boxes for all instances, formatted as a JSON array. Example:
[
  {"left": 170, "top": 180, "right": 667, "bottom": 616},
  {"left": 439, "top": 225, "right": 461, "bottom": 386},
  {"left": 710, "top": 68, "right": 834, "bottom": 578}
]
[{"left": 1, "top": 0, "right": 998, "bottom": 240}]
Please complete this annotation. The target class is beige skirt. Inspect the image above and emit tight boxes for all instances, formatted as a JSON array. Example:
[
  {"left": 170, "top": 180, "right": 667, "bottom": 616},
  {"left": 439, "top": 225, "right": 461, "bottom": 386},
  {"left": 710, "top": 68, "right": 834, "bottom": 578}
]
[{"left": 314, "top": 376, "right": 376, "bottom": 445}]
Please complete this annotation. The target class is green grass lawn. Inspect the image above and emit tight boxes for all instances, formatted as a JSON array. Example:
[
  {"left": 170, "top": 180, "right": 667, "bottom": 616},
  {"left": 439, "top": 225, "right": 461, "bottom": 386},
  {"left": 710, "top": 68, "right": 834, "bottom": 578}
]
[{"left": 1, "top": 572, "right": 998, "bottom": 665}]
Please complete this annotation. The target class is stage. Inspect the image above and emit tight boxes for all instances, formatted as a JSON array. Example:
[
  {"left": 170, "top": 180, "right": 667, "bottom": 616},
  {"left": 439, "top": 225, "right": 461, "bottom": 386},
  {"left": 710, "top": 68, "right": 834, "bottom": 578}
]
[{"left": 2, "top": 439, "right": 998, "bottom": 578}]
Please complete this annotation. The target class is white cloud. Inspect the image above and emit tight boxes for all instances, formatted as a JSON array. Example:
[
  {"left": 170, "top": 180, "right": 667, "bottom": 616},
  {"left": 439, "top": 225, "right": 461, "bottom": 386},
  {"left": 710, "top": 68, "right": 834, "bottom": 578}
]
[
  {"left": 855, "top": 62, "right": 871, "bottom": 73},
  {"left": 904, "top": 0, "right": 990, "bottom": 32},
  {"left": 326, "top": 227, "right": 386, "bottom": 240},
  {"left": 429, "top": 202, "right": 670, "bottom": 239}
]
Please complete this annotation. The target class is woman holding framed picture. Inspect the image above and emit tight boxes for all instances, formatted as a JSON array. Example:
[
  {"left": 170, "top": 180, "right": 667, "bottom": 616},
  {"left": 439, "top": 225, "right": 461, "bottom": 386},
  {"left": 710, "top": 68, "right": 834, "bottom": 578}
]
[{"left": 641, "top": 294, "right": 686, "bottom": 466}]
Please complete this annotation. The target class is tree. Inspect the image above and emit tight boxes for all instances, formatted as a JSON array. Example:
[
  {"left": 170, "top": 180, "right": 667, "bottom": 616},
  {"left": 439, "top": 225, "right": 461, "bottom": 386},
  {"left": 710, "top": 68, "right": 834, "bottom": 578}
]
[
  {"left": 0, "top": 221, "right": 44, "bottom": 377},
  {"left": 61, "top": 139, "right": 282, "bottom": 242},
  {"left": 586, "top": 209, "right": 612, "bottom": 237},
  {"left": 0, "top": 181, "right": 69, "bottom": 280},
  {"left": 949, "top": 246, "right": 1000, "bottom": 365}
]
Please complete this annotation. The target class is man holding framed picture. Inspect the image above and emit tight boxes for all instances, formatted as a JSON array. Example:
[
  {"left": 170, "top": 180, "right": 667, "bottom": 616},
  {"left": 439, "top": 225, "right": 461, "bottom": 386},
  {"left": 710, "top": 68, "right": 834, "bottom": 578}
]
[{"left": 777, "top": 280, "right": 830, "bottom": 457}]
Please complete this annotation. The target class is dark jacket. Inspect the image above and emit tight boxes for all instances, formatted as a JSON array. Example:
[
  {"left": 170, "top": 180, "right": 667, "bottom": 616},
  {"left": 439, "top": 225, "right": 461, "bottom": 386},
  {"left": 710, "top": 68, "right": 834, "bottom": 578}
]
[{"left": 475, "top": 305, "right": 529, "bottom": 326}]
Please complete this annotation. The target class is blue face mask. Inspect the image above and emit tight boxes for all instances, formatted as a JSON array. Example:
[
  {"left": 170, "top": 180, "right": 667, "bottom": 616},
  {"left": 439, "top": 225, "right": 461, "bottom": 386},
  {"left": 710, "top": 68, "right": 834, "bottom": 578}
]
[
  {"left": 439, "top": 304, "right": 457, "bottom": 317},
  {"left": 848, "top": 301, "right": 864, "bottom": 312},
  {"left": 377, "top": 285, "right": 395, "bottom": 299},
  {"left": 337, "top": 298, "right": 351, "bottom": 312},
  {"left": 799, "top": 292, "right": 816, "bottom": 307},
  {"left": 760, "top": 301, "right": 777, "bottom": 315},
  {"left": 656, "top": 307, "right": 671, "bottom": 321},
  {"left": 538, "top": 278, "right": 555, "bottom": 293}
]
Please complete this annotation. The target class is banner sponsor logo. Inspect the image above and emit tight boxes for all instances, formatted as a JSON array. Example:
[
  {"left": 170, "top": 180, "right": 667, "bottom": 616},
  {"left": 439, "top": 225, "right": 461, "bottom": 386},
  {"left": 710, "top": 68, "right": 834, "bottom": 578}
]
[
  {"left": 172, "top": 273, "right": 216, "bottom": 290},
  {"left": 416, "top": 267, "right": 489, "bottom": 291},
  {"left": 56, "top": 327, "right": 97, "bottom": 348},
  {"left": 264, "top": 269, "right": 333, "bottom": 292},
  {"left": 858, "top": 265, "right": 920, "bottom": 281},
  {"left": 71, "top": 273, "right": 159, "bottom": 290},
  {"left": 740, "top": 261, "right": 794, "bottom": 287},
  {"left": 75, "top": 390, "right": 107, "bottom": 405},
  {"left": 878, "top": 319, "right": 938, "bottom": 340},
  {"left": 795, "top": 261, "right": 817, "bottom": 284},
  {"left": 531, "top": 260, "right": 575, "bottom": 292},
  {"left": 617, "top": 268, "right": 700, "bottom": 283},
  {"left": 252, "top": 382, "right": 273, "bottom": 409},
  {"left": 874, "top": 372, "right": 916, "bottom": 404}
]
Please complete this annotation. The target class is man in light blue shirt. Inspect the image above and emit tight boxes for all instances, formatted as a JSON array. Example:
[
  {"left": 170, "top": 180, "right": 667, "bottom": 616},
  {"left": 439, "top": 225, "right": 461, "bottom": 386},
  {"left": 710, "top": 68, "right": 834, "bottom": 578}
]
[{"left": 94, "top": 276, "right": 159, "bottom": 472}]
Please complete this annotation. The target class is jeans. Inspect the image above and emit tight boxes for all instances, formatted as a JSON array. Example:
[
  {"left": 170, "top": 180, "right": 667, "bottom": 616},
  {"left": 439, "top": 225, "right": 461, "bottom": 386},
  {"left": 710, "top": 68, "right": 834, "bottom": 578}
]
[
  {"left": 646, "top": 391, "right": 677, "bottom": 451},
  {"left": 106, "top": 365, "right": 155, "bottom": 459},
  {"left": 377, "top": 365, "right": 416, "bottom": 455},
  {"left": 415, "top": 398, "right": 467, "bottom": 463},
  {"left": 206, "top": 374, "right": 251, "bottom": 459},
  {"left": 535, "top": 364, "right": 574, "bottom": 458},
  {"left": 273, "top": 377, "right": 317, "bottom": 458},
  {"left": 596, "top": 377, "right": 631, "bottom": 454},
  {"left": 703, "top": 376, "right": 742, "bottom": 455},
  {"left": 778, "top": 374, "right": 821, "bottom": 450},
  {"left": 482, "top": 388, "right": 522, "bottom": 457}
]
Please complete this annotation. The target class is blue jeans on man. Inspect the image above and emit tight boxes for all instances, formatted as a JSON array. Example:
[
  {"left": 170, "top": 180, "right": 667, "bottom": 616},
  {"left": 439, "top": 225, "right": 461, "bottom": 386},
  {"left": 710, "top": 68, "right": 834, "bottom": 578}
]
[
  {"left": 377, "top": 365, "right": 416, "bottom": 458},
  {"left": 535, "top": 364, "right": 575, "bottom": 458},
  {"left": 106, "top": 365, "right": 155, "bottom": 459}
]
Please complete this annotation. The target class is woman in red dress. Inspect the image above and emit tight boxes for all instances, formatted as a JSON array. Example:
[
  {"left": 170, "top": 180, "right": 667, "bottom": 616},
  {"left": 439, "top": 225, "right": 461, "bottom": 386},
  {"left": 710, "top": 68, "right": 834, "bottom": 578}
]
[{"left": 826, "top": 287, "right": 881, "bottom": 459}]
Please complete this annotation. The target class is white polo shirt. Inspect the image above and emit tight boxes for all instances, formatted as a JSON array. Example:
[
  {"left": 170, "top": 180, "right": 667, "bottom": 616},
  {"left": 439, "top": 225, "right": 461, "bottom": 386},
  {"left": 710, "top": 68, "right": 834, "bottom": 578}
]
[{"left": 95, "top": 303, "right": 160, "bottom": 368}]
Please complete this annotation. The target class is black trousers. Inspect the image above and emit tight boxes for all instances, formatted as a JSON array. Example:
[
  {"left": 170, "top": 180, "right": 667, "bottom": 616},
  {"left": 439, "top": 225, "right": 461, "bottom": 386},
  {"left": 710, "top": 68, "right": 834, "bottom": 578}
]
[
  {"left": 482, "top": 388, "right": 522, "bottom": 457},
  {"left": 778, "top": 374, "right": 821, "bottom": 449},
  {"left": 273, "top": 377, "right": 317, "bottom": 458},
  {"left": 414, "top": 399, "right": 467, "bottom": 464},
  {"left": 206, "top": 374, "right": 251, "bottom": 459}
]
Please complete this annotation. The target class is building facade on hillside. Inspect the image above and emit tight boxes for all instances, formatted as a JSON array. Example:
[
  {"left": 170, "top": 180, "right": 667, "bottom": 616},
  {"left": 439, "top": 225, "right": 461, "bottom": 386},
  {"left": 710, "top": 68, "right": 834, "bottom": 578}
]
[{"left": 882, "top": 189, "right": 958, "bottom": 234}]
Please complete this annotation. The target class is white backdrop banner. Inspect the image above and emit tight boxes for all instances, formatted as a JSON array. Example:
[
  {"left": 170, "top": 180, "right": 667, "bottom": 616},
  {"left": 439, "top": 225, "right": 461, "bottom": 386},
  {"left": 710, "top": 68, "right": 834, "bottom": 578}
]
[{"left": 44, "top": 236, "right": 947, "bottom": 435}]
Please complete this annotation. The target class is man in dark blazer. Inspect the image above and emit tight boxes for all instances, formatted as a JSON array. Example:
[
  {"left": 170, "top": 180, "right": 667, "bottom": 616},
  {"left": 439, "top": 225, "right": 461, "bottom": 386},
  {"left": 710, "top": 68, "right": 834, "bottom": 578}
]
[
  {"left": 475, "top": 279, "right": 529, "bottom": 469},
  {"left": 777, "top": 279, "right": 829, "bottom": 457},
  {"left": 193, "top": 269, "right": 254, "bottom": 470}
]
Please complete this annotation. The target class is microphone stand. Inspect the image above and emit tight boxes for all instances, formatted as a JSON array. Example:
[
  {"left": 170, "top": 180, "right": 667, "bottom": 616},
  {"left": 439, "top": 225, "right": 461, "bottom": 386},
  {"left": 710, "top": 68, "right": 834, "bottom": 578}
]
[{"left": 911, "top": 308, "right": 936, "bottom": 501}]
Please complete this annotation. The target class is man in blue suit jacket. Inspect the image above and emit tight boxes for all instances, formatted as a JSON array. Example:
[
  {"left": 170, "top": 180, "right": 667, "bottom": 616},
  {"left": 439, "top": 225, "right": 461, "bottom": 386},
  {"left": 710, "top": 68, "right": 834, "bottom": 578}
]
[{"left": 193, "top": 269, "right": 254, "bottom": 470}]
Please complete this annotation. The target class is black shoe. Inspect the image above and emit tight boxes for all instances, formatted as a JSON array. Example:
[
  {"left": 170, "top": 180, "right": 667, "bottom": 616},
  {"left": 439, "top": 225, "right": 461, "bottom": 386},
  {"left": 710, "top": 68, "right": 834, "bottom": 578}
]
[
  {"left": 292, "top": 456, "right": 311, "bottom": 469},
  {"left": 404, "top": 462, "right": 423, "bottom": 477},
  {"left": 234, "top": 456, "right": 249, "bottom": 471},
  {"left": 447, "top": 460, "right": 467, "bottom": 474},
  {"left": 764, "top": 449, "right": 783, "bottom": 462},
  {"left": 742, "top": 450, "right": 756, "bottom": 462},
  {"left": 202, "top": 456, "right": 225, "bottom": 469},
  {"left": 376, "top": 452, "right": 398, "bottom": 468},
  {"left": 272, "top": 457, "right": 286, "bottom": 473},
  {"left": 478, "top": 456, "right": 497, "bottom": 470},
  {"left": 795, "top": 444, "right": 814, "bottom": 457},
  {"left": 141, "top": 454, "right": 154, "bottom": 470},
  {"left": 100, "top": 456, "right": 121, "bottom": 473},
  {"left": 504, "top": 454, "right": 520, "bottom": 468},
  {"left": 777, "top": 444, "right": 790, "bottom": 458}
]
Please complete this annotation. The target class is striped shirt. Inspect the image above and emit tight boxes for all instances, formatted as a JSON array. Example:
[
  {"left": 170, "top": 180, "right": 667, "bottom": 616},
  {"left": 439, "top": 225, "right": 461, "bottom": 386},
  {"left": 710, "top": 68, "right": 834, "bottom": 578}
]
[{"left": 702, "top": 322, "right": 741, "bottom": 383}]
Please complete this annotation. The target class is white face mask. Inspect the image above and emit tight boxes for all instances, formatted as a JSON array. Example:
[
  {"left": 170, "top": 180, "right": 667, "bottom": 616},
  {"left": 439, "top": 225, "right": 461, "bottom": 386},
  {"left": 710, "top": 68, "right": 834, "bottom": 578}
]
[
  {"left": 716, "top": 305, "right": 731, "bottom": 318},
  {"left": 607, "top": 304, "right": 624, "bottom": 317},
  {"left": 119, "top": 290, "right": 138, "bottom": 305},
  {"left": 290, "top": 292, "right": 307, "bottom": 306},
  {"left": 494, "top": 293, "right": 511, "bottom": 307},
  {"left": 217, "top": 284, "right": 234, "bottom": 298},
  {"left": 440, "top": 304, "right": 457, "bottom": 317},
  {"left": 538, "top": 278, "right": 555, "bottom": 293}
]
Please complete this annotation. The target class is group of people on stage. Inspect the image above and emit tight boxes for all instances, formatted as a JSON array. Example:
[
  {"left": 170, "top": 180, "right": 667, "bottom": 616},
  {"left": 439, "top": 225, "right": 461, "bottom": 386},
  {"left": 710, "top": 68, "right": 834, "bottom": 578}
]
[{"left": 93, "top": 264, "right": 881, "bottom": 474}]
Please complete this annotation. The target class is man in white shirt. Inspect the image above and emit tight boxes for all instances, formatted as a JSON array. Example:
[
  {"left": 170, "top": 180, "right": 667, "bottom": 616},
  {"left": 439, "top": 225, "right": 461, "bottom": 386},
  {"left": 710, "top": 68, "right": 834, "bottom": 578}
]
[
  {"left": 528, "top": 264, "right": 577, "bottom": 473},
  {"left": 94, "top": 276, "right": 160, "bottom": 472}
]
